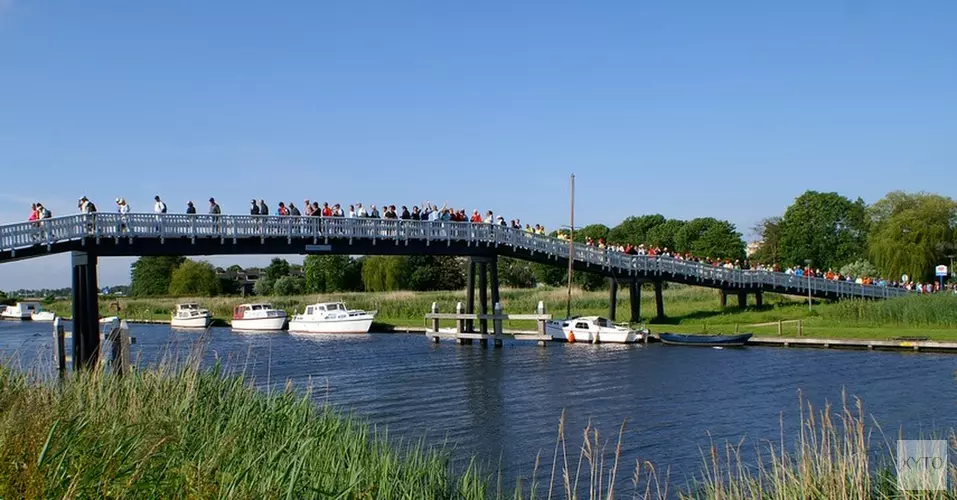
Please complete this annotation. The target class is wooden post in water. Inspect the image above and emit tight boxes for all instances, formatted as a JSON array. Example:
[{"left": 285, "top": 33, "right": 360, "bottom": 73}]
[
  {"left": 537, "top": 300, "right": 548, "bottom": 347},
  {"left": 431, "top": 302, "right": 440, "bottom": 334},
  {"left": 455, "top": 302, "right": 465, "bottom": 334},
  {"left": 52, "top": 318, "right": 66, "bottom": 379},
  {"left": 493, "top": 302, "right": 504, "bottom": 348}
]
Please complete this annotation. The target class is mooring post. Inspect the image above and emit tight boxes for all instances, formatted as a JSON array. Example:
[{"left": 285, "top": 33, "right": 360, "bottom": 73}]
[
  {"left": 653, "top": 280, "right": 665, "bottom": 321},
  {"left": 109, "top": 319, "right": 132, "bottom": 376},
  {"left": 629, "top": 280, "right": 641, "bottom": 323},
  {"left": 608, "top": 278, "right": 618, "bottom": 322},
  {"left": 537, "top": 300, "right": 547, "bottom": 347},
  {"left": 466, "top": 260, "right": 476, "bottom": 332},
  {"left": 455, "top": 302, "right": 465, "bottom": 334},
  {"left": 493, "top": 302, "right": 503, "bottom": 337},
  {"left": 777, "top": 319, "right": 783, "bottom": 336},
  {"left": 431, "top": 302, "right": 440, "bottom": 333},
  {"left": 478, "top": 261, "right": 489, "bottom": 335},
  {"left": 52, "top": 317, "right": 66, "bottom": 379},
  {"left": 71, "top": 251, "right": 100, "bottom": 370}
]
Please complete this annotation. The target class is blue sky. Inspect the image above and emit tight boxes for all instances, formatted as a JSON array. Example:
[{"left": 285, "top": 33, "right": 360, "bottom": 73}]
[{"left": 1, "top": 1, "right": 955, "bottom": 289}]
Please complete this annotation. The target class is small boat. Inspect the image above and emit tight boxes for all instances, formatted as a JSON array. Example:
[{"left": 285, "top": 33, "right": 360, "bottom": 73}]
[
  {"left": 171, "top": 303, "right": 213, "bottom": 329},
  {"left": 1, "top": 301, "right": 42, "bottom": 320},
  {"left": 288, "top": 302, "right": 376, "bottom": 334},
  {"left": 231, "top": 303, "right": 287, "bottom": 331},
  {"left": 658, "top": 332, "right": 753, "bottom": 347},
  {"left": 548, "top": 316, "right": 647, "bottom": 344},
  {"left": 99, "top": 316, "right": 120, "bottom": 324},
  {"left": 31, "top": 309, "right": 56, "bottom": 322}
]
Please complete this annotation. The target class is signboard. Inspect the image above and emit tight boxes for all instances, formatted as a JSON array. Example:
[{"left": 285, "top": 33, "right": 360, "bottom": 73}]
[
  {"left": 936, "top": 265, "right": 948, "bottom": 277},
  {"left": 305, "top": 245, "right": 332, "bottom": 252}
]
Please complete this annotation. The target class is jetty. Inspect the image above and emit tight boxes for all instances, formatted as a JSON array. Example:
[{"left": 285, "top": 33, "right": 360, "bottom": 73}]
[{"left": 424, "top": 301, "right": 552, "bottom": 346}]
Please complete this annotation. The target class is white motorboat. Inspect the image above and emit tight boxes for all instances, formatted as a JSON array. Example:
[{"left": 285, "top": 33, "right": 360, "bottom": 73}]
[
  {"left": 171, "top": 303, "right": 213, "bottom": 329},
  {"left": 231, "top": 303, "right": 287, "bottom": 331},
  {"left": 288, "top": 302, "right": 376, "bottom": 334},
  {"left": 1, "top": 301, "right": 42, "bottom": 320},
  {"left": 547, "top": 316, "right": 647, "bottom": 344},
  {"left": 31, "top": 309, "right": 56, "bottom": 322}
]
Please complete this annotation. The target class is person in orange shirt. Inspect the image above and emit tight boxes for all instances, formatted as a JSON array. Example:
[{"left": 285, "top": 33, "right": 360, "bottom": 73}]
[{"left": 470, "top": 210, "right": 482, "bottom": 223}]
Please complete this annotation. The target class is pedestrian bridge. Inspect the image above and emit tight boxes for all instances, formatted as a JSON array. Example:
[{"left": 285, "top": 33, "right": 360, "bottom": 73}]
[{"left": 1, "top": 213, "right": 904, "bottom": 301}]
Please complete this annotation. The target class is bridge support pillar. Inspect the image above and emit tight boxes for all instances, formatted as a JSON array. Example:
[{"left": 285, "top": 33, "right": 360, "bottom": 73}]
[
  {"left": 71, "top": 251, "right": 100, "bottom": 369},
  {"left": 755, "top": 291, "right": 764, "bottom": 308},
  {"left": 466, "top": 260, "right": 476, "bottom": 332},
  {"left": 737, "top": 292, "right": 747, "bottom": 308},
  {"left": 489, "top": 256, "right": 500, "bottom": 313},
  {"left": 629, "top": 280, "right": 641, "bottom": 323},
  {"left": 719, "top": 291, "right": 727, "bottom": 308},
  {"left": 478, "top": 262, "right": 489, "bottom": 335},
  {"left": 653, "top": 281, "right": 665, "bottom": 321},
  {"left": 608, "top": 279, "right": 618, "bottom": 322}
]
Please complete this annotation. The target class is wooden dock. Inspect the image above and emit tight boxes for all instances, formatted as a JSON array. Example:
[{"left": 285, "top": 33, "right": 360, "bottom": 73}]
[
  {"left": 746, "top": 336, "right": 957, "bottom": 352},
  {"left": 424, "top": 301, "right": 552, "bottom": 346}
]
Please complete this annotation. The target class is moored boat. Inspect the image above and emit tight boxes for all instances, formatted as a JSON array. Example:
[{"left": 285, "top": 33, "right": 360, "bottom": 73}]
[
  {"left": 288, "top": 302, "right": 376, "bottom": 334},
  {"left": 171, "top": 303, "right": 213, "bottom": 329},
  {"left": 31, "top": 309, "right": 56, "bottom": 322},
  {"left": 1, "top": 302, "right": 42, "bottom": 320},
  {"left": 231, "top": 303, "right": 287, "bottom": 331},
  {"left": 548, "top": 316, "right": 647, "bottom": 344},
  {"left": 658, "top": 332, "right": 753, "bottom": 347}
]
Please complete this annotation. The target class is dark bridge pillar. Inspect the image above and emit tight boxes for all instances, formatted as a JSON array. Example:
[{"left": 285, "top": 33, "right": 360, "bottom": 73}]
[
  {"left": 755, "top": 291, "right": 764, "bottom": 308},
  {"left": 608, "top": 278, "right": 618, "bottom": 321},
  {"left": 719, "top": 291, "right": 727, "bottom": 308},
  {"left": 71, "top": 251, "right": 100, "bottom": 369},
  {"left": 737, "top": 292, "right": 747, "bottom": 308},
  {"left": 478, "top": 261, "right": 489, "bottom": 335},
  {"left": 466, "top": 260, "right": 476, "bottom": 332},
  {"left": 489, "top": 256, "right": 500, "bottom": 311},
  {"left": 653, "top": 280, "right": 665, "bottom": 322},
  {"left": 629, "top": 280, "right": 641, "bottom": 323}
]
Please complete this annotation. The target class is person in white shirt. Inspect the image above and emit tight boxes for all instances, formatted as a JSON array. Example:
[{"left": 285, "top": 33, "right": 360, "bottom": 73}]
[
  {"left": 356, "top": 203, "right": 367, "bottom": 218},
  {"left": 153, "top": 195, "right": 167, "bottom": 214},
  {"left": 116, "top": 198, "right": 130, "bottom": 232}
]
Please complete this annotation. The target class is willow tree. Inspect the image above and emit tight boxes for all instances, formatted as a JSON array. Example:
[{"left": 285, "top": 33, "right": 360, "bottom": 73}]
[{"left": 868, "top": 192, "right": 957, "bottom": 282}]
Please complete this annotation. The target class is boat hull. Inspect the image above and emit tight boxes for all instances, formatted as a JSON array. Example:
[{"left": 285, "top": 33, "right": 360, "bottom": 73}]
[
  {"left": 171, "top": 316, "right": 213, "bottom": 329},
  {"left": 1, "top": 312, "right": 31, "bottom": 320},
  {"left": 288, "top": 317, "right": 374, "bottom": 334},
  {"left": 548, "top": 321, "right": 644, "bottom": 344},
  {"left": 231, "top": 317, "right": 287, "bottom": 331},
  {"left": 30, "top": 311, "right": 56, "bottom": 322},
  {"left": 658, "top": 333, "right": 753, "bottom": 347}
]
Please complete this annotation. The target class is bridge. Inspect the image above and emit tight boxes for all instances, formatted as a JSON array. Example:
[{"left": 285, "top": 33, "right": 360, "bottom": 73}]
[{"left": 0, "top": 213, "right": 907, "bottom": 366}]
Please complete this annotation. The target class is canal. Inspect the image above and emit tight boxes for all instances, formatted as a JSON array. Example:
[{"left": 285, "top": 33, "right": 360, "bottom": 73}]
[{"left": 1, "top": 320, "right": 954, "bottom": 489}]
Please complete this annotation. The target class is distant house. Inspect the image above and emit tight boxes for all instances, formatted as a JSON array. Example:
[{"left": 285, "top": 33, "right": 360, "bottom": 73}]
[{"left": 746, "top": 240, "right": 764, "bottom": 258}]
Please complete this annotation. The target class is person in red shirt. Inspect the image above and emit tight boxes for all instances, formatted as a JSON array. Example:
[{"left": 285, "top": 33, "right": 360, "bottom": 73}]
[
  {"left": 321, "top": 203, "right": 333, "bottom": 217},
  {"left": 470, "top": 210, "right": 482, "bottom": 223}
]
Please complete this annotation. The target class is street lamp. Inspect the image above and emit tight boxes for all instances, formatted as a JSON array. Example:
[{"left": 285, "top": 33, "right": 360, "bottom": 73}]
[{"left": 804, "top": 259, "right": 813, "bottom": 312}]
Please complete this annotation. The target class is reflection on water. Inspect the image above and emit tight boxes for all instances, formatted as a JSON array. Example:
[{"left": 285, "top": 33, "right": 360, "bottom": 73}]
[{"left": 1, "top": 320, "right": 955, "bottom": 486}]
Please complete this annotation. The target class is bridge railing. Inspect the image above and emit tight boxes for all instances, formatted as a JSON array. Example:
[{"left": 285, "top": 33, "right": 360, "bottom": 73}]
[{"left": 0, "top": 213, "right": 911, "bottom": 299}]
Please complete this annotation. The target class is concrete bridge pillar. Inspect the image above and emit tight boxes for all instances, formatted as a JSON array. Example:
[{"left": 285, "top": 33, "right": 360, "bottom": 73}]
[
  {"left": 755, "top": 291, "right": 764, "bottom": 308},
  {"left": 653, "top": 280, "right": 665, "bottom": 322},
  {"left": 71, "top": 251, "right": 100, "bottom": 369},
  {"left": 608, "top": 278, "right": 618, "bottom": 321},
  {"left": 629, "top": 280, "right": 641, "bottom": 323}
]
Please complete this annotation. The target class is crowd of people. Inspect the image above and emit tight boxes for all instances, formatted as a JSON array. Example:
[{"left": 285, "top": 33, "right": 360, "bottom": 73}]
[{"left": 21, "top": 195, "right": 957, "bottom": 293}]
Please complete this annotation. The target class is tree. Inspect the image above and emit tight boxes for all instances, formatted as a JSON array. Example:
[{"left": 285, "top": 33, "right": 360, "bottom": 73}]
[
  {"left": 674, "top": 218, "right": 745, "bottom": 260},
  {"left": 839, "top": 259, "right": 879, "bottom": 279},
  {"left": 574, "top": 224, "right": 610, "bottom": 243},
  {"left": 168, "top": 260, "right": 221, "bottom": 296},
  {"left": 749, "top": 217, "right": 782, "bottom": 264},
  {"left": 777, "top": 191, "right": 868, "bottom": 270},
  {"left": 272, "top": 275, "right": 305, "bottom": 296},
  {"left": 644, "top": 219, "right": 686, "bottom": 250},
  {"left": 361, "top": 256, "right": 411, "bottom": 292},
  {"left": 253, "top": 277, "right": 274, "bottom": 296},
  {"left": 264, "top": 258, "right": 291, "bottom": 282},
  {"left": 226, "top": 264, "right": 244, "bottom": 274},
  {"left": 533, "top": 262, "right": 567, "bottom": 287},
  {"left": 499, "top": 257, "right": 537, "bottom": 288},
  {"left": 867, "top": 192, "right": 957, "bottom": 281},
  {"left": 130, "top": 256, "right": 186, "bottom": 296},
  {"left": 407, "top": 256, "right": 465, "bottom": 291},
  {"left": 608, "top": 214, "right": 666, "bottom": 244},
  {"left": 303, "top": 255, "right": 364, "bottom": 293}
]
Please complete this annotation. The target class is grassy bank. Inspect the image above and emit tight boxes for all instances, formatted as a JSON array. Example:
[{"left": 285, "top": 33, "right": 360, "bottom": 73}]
[
  {"left": 46, "top": 285, "right": 957, "bottom": 340},
  {"left": 1, "top": 363, "right": 953, "bottom": 499}
]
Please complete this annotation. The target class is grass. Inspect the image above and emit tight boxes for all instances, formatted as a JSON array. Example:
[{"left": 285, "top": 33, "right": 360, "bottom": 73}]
[
  {"left": 2, "top": 355, "right": 954, "bottom": 499},
  {"left": 45, "top": 285, "right": 957, "bottom": 340}
]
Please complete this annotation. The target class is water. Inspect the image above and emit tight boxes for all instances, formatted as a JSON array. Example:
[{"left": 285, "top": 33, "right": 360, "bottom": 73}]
[{"left": 1, "top": 320, "right": 955, "bottom": 488}]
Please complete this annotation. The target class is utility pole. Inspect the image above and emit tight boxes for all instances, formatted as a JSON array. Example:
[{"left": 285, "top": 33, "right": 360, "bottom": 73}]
[{"left": 566, "top": 174, "right": 575, "bottom": 318}]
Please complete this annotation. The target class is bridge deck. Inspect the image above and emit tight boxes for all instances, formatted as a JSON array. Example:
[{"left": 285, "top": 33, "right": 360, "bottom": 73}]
[{"left": 0, "top": 213, "right": 908, "bottom": 300}]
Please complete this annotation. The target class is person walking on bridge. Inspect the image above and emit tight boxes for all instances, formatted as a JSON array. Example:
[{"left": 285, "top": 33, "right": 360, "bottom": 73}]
[{"left": 250, "top": 199, "right": 260, "bottom": 215}]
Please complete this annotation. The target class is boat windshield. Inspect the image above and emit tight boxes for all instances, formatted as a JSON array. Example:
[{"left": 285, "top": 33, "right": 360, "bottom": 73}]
[{"left": 596, "top": 318, "right": 610, "bottom": 327}]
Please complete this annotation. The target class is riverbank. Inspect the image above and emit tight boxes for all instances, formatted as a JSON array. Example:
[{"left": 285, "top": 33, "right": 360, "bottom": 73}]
[{"left": 43, "top": 286, "right": 957, "bottom": 340}]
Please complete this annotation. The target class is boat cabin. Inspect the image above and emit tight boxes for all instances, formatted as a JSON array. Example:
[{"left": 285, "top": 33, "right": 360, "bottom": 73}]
[
  {"left": 568, "top": 316, "right": 612, "bottom": 330},
  {"left": 175, "top": 303, "right": 210, "bottom": 318},
  {"left": 304, "top": 302, "right": 347, "bottom": 315},
  {"left": 233, "top": 303, "right": 281, "bottom": 319},
  {"left": 2, "top": 301, "right": 42, "bottom": 318}
]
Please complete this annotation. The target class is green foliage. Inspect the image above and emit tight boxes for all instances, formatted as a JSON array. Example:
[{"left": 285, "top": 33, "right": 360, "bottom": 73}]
[
  {"left": 167, "top": 260, "right": 221, "bottom": 297},
  {"left": 499, "top": 258, "right": 537, "bottom": 288},
  {"left": 823, "top": 294, "right": 957, "bottom": 327},
  {"left": 130, "top": 256, "right": 186, "bottom": 296},
  {"left": 608, "top": 214, "right": 666, "bottom": 244},
  {"left": 264, "top": 258, "right": 291, "bottom": 282},
  {"left": 867, "top": 191, "right": 957, "bottom": 282},
  {"left": 407, "top": 256, "right": 465, "bottom": 291},
  {"left": 0, "top": 291, "right": 9, "bottom": 306},
  {"left": 749, "top": 217, "right": 781, "bottom": 264},
  {"left": 839, "top": 259, "right": 879, "bottom": 279},
  {"left": 675, "top": 217, "right": 745, "bottom": 260},
  {"left": 533, "top": 262, "right": 567, "bottom": 287},
  {"left": 253, "top": 277, "right": 274, "bottom": 296},
  {"left": 644, "top": 219, "right": 685, "bottom": 249},
  {"left": 361, "top": 256, "right": 411, "bottom": 292},
  {"left": 272, "top": 275, "right": 305, "bottom": 296},
  {"left": 574, "top": 224, "right": 610, "bottom": 243},
  {"left": 778, "top": 191, "right": 868, "bottom": 270},
  {"left": 303, "top": 255, "right": 363, "bottom": 293}
]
